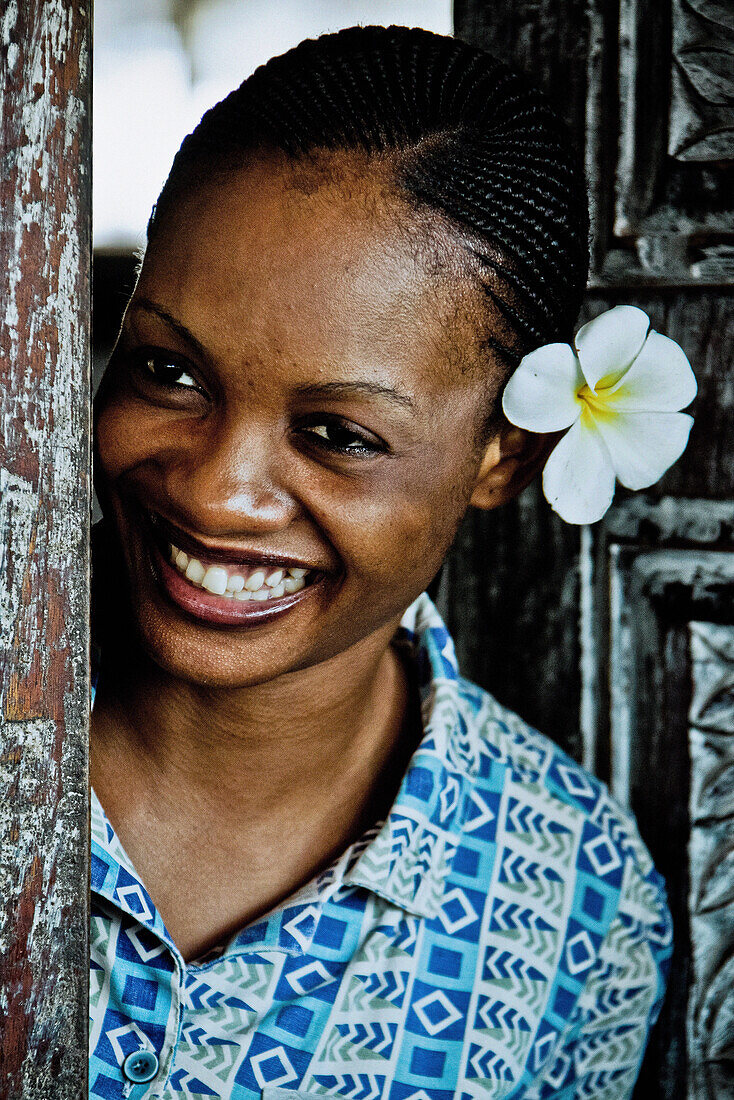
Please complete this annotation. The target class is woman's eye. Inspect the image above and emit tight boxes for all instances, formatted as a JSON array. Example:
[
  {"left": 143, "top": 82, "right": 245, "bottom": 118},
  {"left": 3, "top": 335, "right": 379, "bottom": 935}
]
[
  {"left": 300, "top": 419, "right": 384, "bottom": 455},
  {"left": 139, "top": 353, "right": 199, "bottom": 390}
]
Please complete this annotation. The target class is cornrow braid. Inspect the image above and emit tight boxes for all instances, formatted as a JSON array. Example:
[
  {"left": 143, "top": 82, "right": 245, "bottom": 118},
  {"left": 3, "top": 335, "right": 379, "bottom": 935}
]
[{"left": 148, "top": 25, "right": 589, "bottom": 375}]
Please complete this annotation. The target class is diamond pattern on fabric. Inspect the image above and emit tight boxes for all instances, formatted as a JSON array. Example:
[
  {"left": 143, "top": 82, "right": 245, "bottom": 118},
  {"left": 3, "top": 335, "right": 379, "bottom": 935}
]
[{"left": 90, "top": 593, "right": 671, "bottom": 1099}]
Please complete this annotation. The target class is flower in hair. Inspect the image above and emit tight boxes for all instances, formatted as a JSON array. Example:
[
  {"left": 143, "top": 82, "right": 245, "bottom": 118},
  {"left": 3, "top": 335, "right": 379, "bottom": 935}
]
[{"left": 501, "top": 305, "right": 697, "bottom": 524}]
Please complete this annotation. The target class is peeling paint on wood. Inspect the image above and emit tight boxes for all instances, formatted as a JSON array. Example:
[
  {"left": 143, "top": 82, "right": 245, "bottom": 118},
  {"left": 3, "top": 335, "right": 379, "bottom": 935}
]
[{"left": 0, "top": 0, "right": 91, "bottom": 1096}]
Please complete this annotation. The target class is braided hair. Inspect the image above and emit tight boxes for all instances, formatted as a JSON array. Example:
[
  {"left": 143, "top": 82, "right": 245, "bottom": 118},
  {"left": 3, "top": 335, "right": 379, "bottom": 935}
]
[{"left": 148, "top": 25, "right": 589, "bottom": 417}]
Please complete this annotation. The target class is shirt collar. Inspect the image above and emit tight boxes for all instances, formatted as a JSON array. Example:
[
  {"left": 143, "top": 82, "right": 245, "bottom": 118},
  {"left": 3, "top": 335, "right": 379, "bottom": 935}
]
[
  {"left": 342, "top": 592, "right": 467, "bottom": 918},
  {"left": 90, "top": 592, "right": 470, "bottom": 944},
  {"left": 91, "top": 788, "right": 177, "bottom": 954}
]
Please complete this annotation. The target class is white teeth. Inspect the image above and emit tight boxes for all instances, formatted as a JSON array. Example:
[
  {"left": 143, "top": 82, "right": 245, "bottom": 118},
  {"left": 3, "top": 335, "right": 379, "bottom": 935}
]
[
  {"left": 168, "top": 541, "right": 311, "bottom": 600},
  {"left": 185, "top": 558, "right": 206, "bottom": 586},
  {"left": 245, "top": 570, "right": 266, "bottom": 592},
  {"left": 202, "top": 566, "right": 228, "bottom": 595}
]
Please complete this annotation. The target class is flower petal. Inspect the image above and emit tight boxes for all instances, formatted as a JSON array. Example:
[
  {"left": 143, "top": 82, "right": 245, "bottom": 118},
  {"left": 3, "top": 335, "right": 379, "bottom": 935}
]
[
  {"left": 593, "top": 411, "right": 694, "bottom": 490},
  {"left": 575, "top": 305, "right": 650, "bottom": 392},
  {"left": 542, "top": 417, "right": 616, "bottom": 524},
  {"left": 605, "top": 330, "right": 697, "bottom": 411},
  {"left": 502, "top": 343, "right": 583, "bottom": 431}
]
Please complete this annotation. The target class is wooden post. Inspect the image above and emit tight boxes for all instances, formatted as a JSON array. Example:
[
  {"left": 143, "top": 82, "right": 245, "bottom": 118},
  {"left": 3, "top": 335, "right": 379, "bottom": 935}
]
[{"left": 0, "top": 1, "right": 91, "bottom": 1096}]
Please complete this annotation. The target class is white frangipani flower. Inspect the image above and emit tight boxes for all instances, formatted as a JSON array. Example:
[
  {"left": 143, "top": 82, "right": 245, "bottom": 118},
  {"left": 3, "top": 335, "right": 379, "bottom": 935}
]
[{"left": 501, "top": 305, "right": 697, "bottom": 524}]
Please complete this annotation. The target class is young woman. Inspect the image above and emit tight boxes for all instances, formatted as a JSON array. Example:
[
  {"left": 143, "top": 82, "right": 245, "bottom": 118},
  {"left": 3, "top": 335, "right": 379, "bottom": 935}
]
[{"left": 90, "top": 25, "right": 693, "bottom": 1100}]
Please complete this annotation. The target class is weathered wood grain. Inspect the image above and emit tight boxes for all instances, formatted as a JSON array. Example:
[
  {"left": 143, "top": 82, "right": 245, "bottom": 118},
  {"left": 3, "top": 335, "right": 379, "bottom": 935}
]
[
  {"left": 688, "top": 623, "right": 734, "bottom": 1099},
  {"left": 0, "top": 0, "right": 91, "bottom": 1096},
  {"left": 438, "top": 486, "right": 584, "bottom": 762}
]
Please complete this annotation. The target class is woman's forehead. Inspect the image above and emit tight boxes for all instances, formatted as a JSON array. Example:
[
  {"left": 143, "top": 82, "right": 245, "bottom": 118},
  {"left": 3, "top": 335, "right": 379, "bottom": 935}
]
[
  {"left": 143, "top": 151, "right": 463, "bottom": 288},
  {"left": 135, "top": 155, "right": 490, "bottom": 384}
]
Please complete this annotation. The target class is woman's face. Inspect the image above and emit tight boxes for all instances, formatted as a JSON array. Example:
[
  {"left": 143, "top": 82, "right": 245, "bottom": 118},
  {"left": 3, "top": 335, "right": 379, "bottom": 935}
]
[{"left": 95, "top": 154, "right": 504, "bottom": 687}]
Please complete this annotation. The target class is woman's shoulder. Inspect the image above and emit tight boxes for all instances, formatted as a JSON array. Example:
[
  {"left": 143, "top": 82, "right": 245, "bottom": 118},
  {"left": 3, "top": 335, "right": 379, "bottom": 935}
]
[
  {"left": 451, "top": 671, "right": 672, "bottom": 980},
  {"left": 454, "top": 672, "right": 661, "bottom": 882},
  {"left": 403, "top": 592, "right": 663, "bottom": 895}
]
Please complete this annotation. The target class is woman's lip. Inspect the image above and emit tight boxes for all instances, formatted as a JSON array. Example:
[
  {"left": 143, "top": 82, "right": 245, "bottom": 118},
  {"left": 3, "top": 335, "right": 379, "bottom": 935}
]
[
  {"left": 150, "top": 542, "right": 323, "bottom": 627},
  {"left": 145, "top": 510, "right": 325, "bottom": 572}
]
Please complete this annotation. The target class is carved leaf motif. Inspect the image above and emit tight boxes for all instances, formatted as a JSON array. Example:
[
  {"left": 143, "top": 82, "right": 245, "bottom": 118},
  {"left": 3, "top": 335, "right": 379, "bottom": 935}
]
[
  {"left": 679, "top": 129, "right": 734, "bottom": 159},
  {"left": 697, "top": 842, "right": 734, "bottom": 912},
  {"left": 676, "top": 46, "right": 734, "bottom": 105},
  {"left": 698, "top": 760, "right": 734, "bottom": 822},
  {"left": 684, "top": 0, "right": 734, "bottom": 33},
  {"left": 698, "top": 955, "right": 734, "bottom": 1092},
  {"left": 690, "top": 676, "right": 734, "bottom": 732}
]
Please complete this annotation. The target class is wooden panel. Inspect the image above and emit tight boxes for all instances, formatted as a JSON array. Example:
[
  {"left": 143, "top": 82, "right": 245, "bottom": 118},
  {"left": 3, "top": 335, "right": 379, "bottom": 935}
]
[
  {"left": 452, "top": 1, "right": 733, "bottom": 757},
  {"left": 0, "top": 0, "right": 91, "bottom": 1096},
  {"left": 593, "top": 0, "right": 734, "bottom": 285},
  {"left": 688, "top": 622, "right": 734, "bottom": 1099},
  {"left": 437, "top": 488, "right": 583, "bottom": 762},
  {"left": 441, "top": 286, "right": 732, "bottom": 762},
  {"left": 584, "top": 505, "right": 734, "bottom": 1099},
  {"left": 457, "top": 0, "right": 734, "bottom": 286},
  {"left": 454, "top": 0, "right": 592, "bottom": 138}
]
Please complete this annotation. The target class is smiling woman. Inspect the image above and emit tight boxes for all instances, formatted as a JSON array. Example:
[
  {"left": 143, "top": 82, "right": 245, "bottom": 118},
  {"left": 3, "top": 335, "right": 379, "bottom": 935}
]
[{"left": 89, "top": 26, "right": 676, "bottom": 1100}]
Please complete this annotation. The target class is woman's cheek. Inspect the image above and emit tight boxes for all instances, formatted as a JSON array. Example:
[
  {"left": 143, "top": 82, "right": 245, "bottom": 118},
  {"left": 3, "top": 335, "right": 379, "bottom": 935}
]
[
  {"left": 95, "top": 404, "right": 129, "bottom": 482},
  {"left": 375, "top": 488, "right": 460, "bottom": 583},
  {"left": 96, "top": 396, "right": 162, "bottom": 481}
]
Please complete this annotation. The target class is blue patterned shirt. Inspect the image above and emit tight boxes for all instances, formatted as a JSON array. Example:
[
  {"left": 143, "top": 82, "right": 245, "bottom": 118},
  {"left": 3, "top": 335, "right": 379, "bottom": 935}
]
[{"left": 90, "top": 593, "right": 671, "bottom": 1100}]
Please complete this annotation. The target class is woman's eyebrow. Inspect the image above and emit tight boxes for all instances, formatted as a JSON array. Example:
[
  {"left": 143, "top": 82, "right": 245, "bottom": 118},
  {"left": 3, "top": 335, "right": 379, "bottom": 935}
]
[
  {"left": 127, "top": 298, "right": 209, "bottom": 361},
  {"left": 296, "top": 380, "right": 416, "bottom": 411},
  {"left": 125, "top": 303, "right": 415, "bottom": 412}
]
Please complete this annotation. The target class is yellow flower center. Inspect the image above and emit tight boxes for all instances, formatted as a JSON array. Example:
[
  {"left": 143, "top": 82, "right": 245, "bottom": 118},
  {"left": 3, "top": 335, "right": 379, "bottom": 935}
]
[{"left": 576, "top": 378, "right": 627, "bottom": 423}]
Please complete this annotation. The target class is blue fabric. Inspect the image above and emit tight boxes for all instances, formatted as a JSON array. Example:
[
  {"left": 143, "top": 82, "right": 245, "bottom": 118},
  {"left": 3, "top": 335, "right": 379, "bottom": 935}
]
[{"left": 90, "top": 593, "right": 671, "bottom": 1100}]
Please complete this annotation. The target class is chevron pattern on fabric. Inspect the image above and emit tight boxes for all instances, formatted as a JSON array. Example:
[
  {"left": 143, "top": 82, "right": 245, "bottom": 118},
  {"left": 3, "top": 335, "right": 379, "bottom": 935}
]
[{"left": 89, "top": 593, "right": 672, "bottom": 1100}]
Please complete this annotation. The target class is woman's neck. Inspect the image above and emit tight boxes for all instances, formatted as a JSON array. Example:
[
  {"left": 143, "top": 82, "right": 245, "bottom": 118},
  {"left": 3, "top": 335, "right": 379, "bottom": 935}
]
[
  {"left": 91, "top": 616, "right": 413, "bottom": 818},
  {"left": 90, "top": 615, "right": 421, "bottom": 959}
]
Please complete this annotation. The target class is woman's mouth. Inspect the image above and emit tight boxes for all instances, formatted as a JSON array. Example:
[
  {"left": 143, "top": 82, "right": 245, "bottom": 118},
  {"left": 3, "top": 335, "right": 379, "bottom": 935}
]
[
  {"left": 169, "top": 543, "right": 310, "bottom": 601},
  {"left": 144, "top": 518, "right": 324, "bottom": 626}
]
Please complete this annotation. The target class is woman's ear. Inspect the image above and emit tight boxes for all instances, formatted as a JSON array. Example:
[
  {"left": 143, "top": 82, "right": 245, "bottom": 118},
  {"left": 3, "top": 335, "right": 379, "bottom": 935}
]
[{"left": 469, "top": 422, "right": 562, "bottom": 511}]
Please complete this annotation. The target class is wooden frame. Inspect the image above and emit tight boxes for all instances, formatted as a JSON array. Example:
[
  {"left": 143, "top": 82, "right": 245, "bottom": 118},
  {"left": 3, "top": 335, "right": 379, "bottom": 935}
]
[
  {"left": 586, "top": 0, "right": 734, "bottom": 287},
  {"left": 582, "top": 499, "right": 734, "bottom": 1096}
]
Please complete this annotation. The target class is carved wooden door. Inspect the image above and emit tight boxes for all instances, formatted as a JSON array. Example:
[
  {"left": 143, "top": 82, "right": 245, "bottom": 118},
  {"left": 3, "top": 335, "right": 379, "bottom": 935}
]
[{"left": 451, "top": 2, "right": 733, "bottom": 1097}]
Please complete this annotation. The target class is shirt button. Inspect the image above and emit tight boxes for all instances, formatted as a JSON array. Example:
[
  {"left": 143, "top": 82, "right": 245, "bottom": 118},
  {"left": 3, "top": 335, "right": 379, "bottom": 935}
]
[{"left": 122, "top": 1050, "right": 160, "bottom": 1083}]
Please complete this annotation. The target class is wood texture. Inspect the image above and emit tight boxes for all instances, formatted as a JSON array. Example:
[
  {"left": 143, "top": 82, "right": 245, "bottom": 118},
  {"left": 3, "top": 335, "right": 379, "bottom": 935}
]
[
  {"left": 0, "top": 0, "right": 91, "bottom": 1096},
  {"left": 587, "top": 530, "right": 734, "bottom": 1099},
  {"left": 688, "top": 623, "right": 734, "bottom": 1099},
  {"left": 441, "top": 287, "right": 734, "bottom": 765},
  {"left": 457, "top": 0, "right": 734, "bottom": 285},
  {"left": 595, "top": 0, "right": 734, "bottom": 284}
]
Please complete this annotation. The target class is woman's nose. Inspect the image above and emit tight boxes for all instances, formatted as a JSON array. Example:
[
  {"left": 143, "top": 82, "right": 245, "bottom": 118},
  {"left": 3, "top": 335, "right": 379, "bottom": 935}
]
[{"left": 161, "top": 419, "right": 299, "bottom": 537}]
